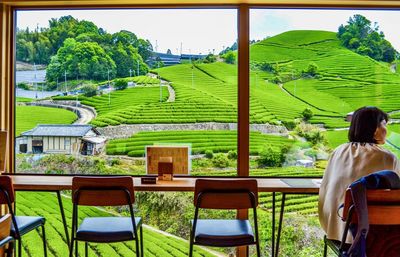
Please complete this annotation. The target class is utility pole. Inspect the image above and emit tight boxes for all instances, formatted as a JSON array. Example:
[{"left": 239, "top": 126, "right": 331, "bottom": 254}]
[
  {"left": 34, "top": 63, "right": 38, "bottom": 99},
  {"left": 108, "top": 69, "right": 111, "bottom": 105},
  {"left": 64, "top": 70, "right": 67, "bottom": 94},
  {"left": 190, "top": 49, "right": 194, "bottom": 87}
]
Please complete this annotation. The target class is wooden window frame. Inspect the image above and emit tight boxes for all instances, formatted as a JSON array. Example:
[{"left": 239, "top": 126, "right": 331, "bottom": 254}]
[{"left": 2, "top": 1, "right": 400, "bottom": 175}]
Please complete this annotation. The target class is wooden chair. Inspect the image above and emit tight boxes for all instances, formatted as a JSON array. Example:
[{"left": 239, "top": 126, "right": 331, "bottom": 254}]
[
  {"left": 0, "top": 131, "right": 7, "bottom": 173},
  {"left": 0, "top": 176, "right": 47, "bottom": 257},
  {"left": 0, "top": 214, "right": 13, "bottom": 257},
  {"left": 70, "top": 176, "right": 143, "bottom": 257},
  {"left": 189, "top": 179, "right": 261, "bottom": 257},
  {"left": 324, "top": 189, "right": 400, "bottom": 257}
]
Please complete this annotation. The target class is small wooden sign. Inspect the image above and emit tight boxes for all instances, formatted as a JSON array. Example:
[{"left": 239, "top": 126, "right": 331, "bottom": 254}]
[{"left": 146, "top": 145, "right": 190, "bottom": 176}]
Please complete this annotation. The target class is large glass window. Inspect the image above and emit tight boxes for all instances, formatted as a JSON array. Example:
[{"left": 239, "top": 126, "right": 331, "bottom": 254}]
[
  {"left": 15, "top": 9, "right": 238, "bottom": 176},
  {"left": 250, "top": 9, "right": 400, "bottom": 178}
]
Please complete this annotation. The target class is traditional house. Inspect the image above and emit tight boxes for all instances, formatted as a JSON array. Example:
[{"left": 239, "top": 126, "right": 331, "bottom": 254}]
[{"left": 16, "top": 124, "right": 106, "bottom": 155}]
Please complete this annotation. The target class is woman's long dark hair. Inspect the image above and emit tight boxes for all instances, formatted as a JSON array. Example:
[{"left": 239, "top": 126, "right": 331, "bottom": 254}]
[{"left": 348, "top": 106, "right": 388, "bottom": 143}]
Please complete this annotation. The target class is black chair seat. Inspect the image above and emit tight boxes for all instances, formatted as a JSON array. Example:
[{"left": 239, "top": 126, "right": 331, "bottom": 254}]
[
  {"left": 11, "top": 216, "right": 45, "bottom": 238},
  {"left": 192, "top": 219, "right": 255, "bottom": 247},
  {"left": 76, "top": 217, "right": 142, "bottom": 243}
]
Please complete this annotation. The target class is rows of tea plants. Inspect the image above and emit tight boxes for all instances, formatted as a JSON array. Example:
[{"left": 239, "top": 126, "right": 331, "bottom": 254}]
[
  {"left": 16, "top": 191, "right": 218, "bottom": 257},
  {"left": 250, "top": 30, "right": 400, "bottom": 127},
  {"left": 106, "top": 130, "right": 294, "bottom": 157}
]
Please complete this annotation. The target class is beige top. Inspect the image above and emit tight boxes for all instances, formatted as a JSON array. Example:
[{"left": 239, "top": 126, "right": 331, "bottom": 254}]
[{"left": 318, "top": 142, "right": 400, "bottom": 242}]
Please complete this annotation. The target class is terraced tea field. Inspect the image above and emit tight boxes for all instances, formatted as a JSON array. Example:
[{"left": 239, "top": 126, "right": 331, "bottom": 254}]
[
  {"left": 16, "top": 106, "right": 77, "bottom": 136},
  {"left": 107, "top": 130, "right": 294, "bottom": 157},
  {"left": 16, "top": 191, "right": 218, "bottom": 257},
  {"left": 49, "top": 30, "right": 400, "bottom": 129}
]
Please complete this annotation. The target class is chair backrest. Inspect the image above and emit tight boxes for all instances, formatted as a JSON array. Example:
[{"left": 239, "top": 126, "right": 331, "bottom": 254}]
[
  {"left": 0, "top": 176, "right": 14, "bottom": 205},
  {"left": 343, "top": 188, "right": 400, "bottom": 225},
  {"left": 194, "top": 179, "right": 258, "bottom": 209},
  {"left": 0, "top": 214, "right": 11, "bottom": 257},
  {"left": 72, "top": 176, "right": 135, "bottom": 206},
  {"left": 0, "top": 131, "right": 7, "bottom": 173}
]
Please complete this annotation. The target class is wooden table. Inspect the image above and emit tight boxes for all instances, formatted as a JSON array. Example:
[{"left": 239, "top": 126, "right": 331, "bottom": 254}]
[{"left": 10, "top": 175, "right": 321, "bottom": 257}]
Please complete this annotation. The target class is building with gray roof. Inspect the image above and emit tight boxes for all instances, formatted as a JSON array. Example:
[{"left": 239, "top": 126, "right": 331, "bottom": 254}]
[{"left": 16, "top": 124, "right": 106, "bottom": 155}]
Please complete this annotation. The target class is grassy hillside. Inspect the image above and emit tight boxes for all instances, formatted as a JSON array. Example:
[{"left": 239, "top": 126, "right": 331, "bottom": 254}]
[
  {"left": 251, "top": 30, "right": 400, "bottom": 127},
  {"left": 49, "top": 30, "right": 400, "bottom": 129},
  {"left": 16, "top": 106, "right": 77, "bottom": 136}
]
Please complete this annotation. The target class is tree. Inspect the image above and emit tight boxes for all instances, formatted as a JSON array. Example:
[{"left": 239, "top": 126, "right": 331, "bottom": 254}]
[
  {"left": 302, "top": 108, "right": 313, "bottom": 121},
  {"left": 46, "top": 38, "right": 116, "bottom": 82},
  {"left": 81, "top": 84, "right": 97, "bottom": 97},
  {"left": 204, "top": 54, "right": 216, "bottom": 63},
  {"left": 223, "top": 50, "right": 236, "bottom": 64},
  {"left": 302, "top": 62, "right": 318, "bottom": 77},
  {"left": 337, "top": 14, "right": 397, "bottom": 62},
  {"left": 257, "top": 145, "right": 285, "bottom": 167},
  {"left": 166, "top": 49, "right": 172, "bottom": 55}
]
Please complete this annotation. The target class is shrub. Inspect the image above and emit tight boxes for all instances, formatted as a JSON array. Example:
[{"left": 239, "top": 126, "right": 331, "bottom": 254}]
[
  {"left": 109, "top": 158, "right": 121, "bottom": 166},
  {"left": 223, "top": 51, "right": 236, "bottom": 64},
  {"left": 204, "top": 149, "right": 214, "bottom": 159},
  {"left": 295, "top": 122, "right": 327, "bottom": 146},
  {"left": 81, "top": 84, "right": 97, "bottom": 97},
  {"left": 257, "top": 145, "right": 284, "bottom": 167},
  {"left": 227, "top": 150, "right": 237, "bottom": 160},
  {"left": 212, "top": 153, "right": 230, "bottom": 168},
  {"left": 17, "top": 82, "right": 30, "bottom": 90},
  {"left": 302, "top": 108, "right": 313, "bottom": 121},
  {"left": 204, "top": 54, "right": 216, "bottom": 63},
  {"left": 113, "top": 79, "right": 128, "bottom": 90},
  {"left": 283, "top": 120, "right": 297, "bottom": 130},
  {"left": 302, "top": 62, "right": 318, "bottom": 77}
]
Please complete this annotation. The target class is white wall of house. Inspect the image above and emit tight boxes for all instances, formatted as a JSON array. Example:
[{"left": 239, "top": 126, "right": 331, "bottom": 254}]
[{"left": 21, "top": 136, "right": 82, "bottom": 154}]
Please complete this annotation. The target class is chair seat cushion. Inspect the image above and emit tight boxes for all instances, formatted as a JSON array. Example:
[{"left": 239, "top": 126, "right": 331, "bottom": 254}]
[
  {"left": 192, "top": 219, "right": 255, "bottom": 247},
  {"left": 76, "top": 217, "right": 142, "bottom": 243},
  {"left": 11, "top": 216, "right": 45, "bottom": 238}
]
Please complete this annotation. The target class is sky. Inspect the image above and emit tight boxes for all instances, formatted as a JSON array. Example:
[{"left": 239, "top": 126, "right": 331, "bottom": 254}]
[{"left": 16, "top": 8, "right": 400, "bottom": 54}]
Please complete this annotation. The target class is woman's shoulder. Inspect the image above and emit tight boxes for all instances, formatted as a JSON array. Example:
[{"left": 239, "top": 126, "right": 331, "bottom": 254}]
[{"left": 333, "top": 142, "right": 395, "bottom": 156}]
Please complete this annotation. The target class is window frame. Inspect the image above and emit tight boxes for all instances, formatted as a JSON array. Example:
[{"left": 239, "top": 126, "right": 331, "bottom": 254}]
[{"left": 2, "top": 1, "right": 400, "bottom": 176}]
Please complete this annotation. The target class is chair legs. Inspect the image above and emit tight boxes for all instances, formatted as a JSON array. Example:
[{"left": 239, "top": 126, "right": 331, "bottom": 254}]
[
  {"left": 323, "top": 240, "right": 327, "bottom": 257},
  {"left": 42, "top": 225, "right": 48, "bottom": 257},
  {"left": 85, "top": 242, "right": 88, "bottom": 257},
  {"left": 140, "top": 226, "right": 144, "bottom": 257},
  {"left": 17, "top": 239, "right": 21, "bottom": 257},
  {"left": 69, "top": 237, "right": 74, "bottom": 257}
]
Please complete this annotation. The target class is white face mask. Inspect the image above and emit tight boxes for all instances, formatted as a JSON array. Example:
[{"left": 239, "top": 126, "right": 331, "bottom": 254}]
[{"left": 374, "top": 120, "right": 387, "bottom": 144}]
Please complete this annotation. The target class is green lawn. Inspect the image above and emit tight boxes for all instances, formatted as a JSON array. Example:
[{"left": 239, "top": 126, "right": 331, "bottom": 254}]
[{"left": 16, "top": 106, "right": 78, "bottom": 136}]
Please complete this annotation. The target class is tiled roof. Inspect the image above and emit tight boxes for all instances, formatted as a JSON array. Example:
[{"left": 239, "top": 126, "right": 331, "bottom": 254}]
[{"left": 21, "top": 124, "right": 97, "bottom": 137}]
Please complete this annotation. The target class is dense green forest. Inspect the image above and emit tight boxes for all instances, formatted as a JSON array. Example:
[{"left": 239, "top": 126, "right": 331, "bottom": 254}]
[{"left": 16, "top": 15, "right": 152, "bottom": 83}]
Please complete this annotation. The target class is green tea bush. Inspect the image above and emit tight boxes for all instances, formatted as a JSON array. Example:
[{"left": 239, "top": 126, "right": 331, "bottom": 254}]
[
  {"left": 211, "top": 153, "right": 230, "bottom": 168},
  {"left": 227, "top": 150, "right": 237, "bottom": 160},
  {"left": 204, "top": 149, "right": 214, "bottom": 159},
  {"left": 257, "top": 145, "right": 284, "bottom": 167}
]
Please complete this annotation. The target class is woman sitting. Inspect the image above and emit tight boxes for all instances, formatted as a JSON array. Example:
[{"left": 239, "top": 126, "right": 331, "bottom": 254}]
[{"left": 318, "top": 106, "right": 400, "bottom": 242}]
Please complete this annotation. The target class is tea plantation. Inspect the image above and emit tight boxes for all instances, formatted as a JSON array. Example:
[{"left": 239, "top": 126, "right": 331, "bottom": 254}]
[
  {"left": 16, "top": 191, "right": 219, "bottom": 257},
  {"left": 49, "top": 30, "right": 400, "bottom": 130}
]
